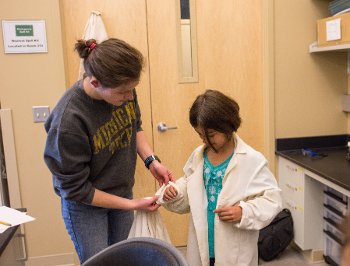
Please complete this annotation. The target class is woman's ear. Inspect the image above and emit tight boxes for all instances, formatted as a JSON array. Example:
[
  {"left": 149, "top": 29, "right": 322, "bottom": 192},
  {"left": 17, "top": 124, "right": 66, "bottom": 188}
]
[{"left": 89, "top": 77, "right": 100, "bottom": 88}]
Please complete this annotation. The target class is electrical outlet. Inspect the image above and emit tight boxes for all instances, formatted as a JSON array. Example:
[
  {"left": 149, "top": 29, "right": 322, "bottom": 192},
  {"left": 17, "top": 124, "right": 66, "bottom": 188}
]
[{"left": 32, "top": 106, "right": 50, "bottom": 123}]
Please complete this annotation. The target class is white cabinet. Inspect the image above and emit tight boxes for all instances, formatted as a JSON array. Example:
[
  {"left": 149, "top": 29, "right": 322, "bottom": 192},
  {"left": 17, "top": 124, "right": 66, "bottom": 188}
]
[{"left": 278, "top": 157, "right": 325, "bottom": 250}]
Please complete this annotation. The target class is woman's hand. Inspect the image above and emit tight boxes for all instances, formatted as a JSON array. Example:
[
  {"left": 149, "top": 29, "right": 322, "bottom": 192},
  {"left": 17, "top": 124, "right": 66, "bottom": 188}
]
[
  {"left": 214, "top": 205, "right": 242, "bottom": 223},
  {"left": 149, "top": 160, "right": 175, "bottom": 185},
  {"left": 130, "top": 196, "right": 160, "bottom": 212},
  {"left": 163, "top": 186, "right": 178, "bottom": 201}
]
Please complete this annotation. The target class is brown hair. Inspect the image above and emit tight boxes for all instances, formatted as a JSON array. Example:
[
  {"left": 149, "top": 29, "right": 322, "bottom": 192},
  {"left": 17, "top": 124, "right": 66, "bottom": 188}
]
[
  {"left": 75, "top": 38, "right": 144, "bottom": 88},
  {"left": 189, "top": 89, "right": 241, "bottom": 150}
]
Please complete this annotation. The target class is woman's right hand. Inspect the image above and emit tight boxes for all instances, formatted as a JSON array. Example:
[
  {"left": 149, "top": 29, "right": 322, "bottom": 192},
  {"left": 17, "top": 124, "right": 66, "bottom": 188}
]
[
  {"left": 163, "top": 186, "right": 178, "bottom": 201},
  {"left": 131, "top": 195, "right": 160, "bottom": 211}
]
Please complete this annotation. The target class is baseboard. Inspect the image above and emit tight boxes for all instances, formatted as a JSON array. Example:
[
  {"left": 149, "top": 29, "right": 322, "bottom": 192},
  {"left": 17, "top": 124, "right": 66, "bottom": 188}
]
[
  {"left": 25, "top": 252, "right": 76, "bottom": 266},
  {"left": 289, "top": 242, "right": 325, "bottom": 264}
]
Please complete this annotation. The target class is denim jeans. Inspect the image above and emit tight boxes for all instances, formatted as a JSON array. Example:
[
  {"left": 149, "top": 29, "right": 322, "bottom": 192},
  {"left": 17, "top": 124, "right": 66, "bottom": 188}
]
[{"left": 61, "top": 196, "right": 133, "bottom": 264}]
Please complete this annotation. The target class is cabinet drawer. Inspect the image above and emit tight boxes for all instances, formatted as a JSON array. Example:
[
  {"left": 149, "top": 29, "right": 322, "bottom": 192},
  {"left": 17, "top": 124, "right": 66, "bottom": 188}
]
[
  {"left": 324, "top": 191, "right": 348, "bottom": 216},
  {"left": 279, "top": 157, "right": 305, "bottom": 201},
  {"left": 323, "top": 230, "right": 342, "bottom": 266},
  {"left": 324, "top": 217, "right": 343, "bottom": 243},
  {"left": 324, "top": 204, "right": 344, "bottom": 226},
  {"left": 325, "top": 187, "right": 348, "bottom": 205},
  {"left": 279, "top": 158, "right": 304, "bottom": 185},
  {"left": 282, "top": 180, "right": 304, "bottom": 200}
]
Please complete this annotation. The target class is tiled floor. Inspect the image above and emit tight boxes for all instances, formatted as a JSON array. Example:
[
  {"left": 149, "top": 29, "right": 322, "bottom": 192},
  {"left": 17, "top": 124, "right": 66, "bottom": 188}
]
[{"left": 177, "top": 245, "right": 329, "bottom": 266}]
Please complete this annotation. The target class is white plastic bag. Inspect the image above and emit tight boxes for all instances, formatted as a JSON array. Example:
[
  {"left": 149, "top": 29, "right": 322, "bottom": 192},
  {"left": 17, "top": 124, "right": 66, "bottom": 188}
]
[
  {"left": 128, "top": 183, "right": 177, "bottom": 244},
  {"left": 128, "top": 209, "right": 171, "bottom": 244}
]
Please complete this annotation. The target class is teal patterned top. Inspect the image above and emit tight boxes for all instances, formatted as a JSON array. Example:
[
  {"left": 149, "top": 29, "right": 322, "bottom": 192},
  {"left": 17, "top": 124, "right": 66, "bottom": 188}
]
[{"left": 203, "top": 150, "right": 234, "bottom": 258}]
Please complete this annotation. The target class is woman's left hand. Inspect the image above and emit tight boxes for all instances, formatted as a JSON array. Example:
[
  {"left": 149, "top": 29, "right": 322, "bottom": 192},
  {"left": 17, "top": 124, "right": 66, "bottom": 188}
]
[
  {"left": 149, "top": 160, "right": 175, "bottom": 185},
  {"left": 214, "top": 205, "right": 242, "bottom": 223}
]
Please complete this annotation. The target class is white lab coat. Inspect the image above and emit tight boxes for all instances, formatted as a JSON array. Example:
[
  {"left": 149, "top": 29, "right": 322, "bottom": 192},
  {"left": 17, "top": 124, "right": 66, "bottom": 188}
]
[{"left": 161, "top": 135, "right": 282, "bottom": 266}]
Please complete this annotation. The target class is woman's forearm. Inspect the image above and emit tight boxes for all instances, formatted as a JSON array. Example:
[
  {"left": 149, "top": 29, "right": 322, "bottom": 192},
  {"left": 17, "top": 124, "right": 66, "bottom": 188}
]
[
  {"left": 136, "top": 130, "right": 154, "bottom": 161},
  {"left": 91, "top": 189, "right": 133, "bottom": 209}
]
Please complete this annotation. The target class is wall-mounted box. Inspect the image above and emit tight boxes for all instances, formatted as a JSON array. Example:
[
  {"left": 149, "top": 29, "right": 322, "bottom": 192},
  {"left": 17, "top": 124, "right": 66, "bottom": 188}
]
[
  {"left": 342, "top": 95, "right": 350, "bottom": 112},
  {"left": 317, "top": 13, "right": 350, "bottom": 47}
]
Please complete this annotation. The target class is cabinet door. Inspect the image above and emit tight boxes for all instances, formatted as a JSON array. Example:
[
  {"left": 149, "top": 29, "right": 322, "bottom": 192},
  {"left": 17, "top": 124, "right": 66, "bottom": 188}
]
[
  {"left": 278, "top": 157, "right": 306, "bottom": 247},
  {"left": 278, "top": 157, "right": 324, "bottom": 250}
]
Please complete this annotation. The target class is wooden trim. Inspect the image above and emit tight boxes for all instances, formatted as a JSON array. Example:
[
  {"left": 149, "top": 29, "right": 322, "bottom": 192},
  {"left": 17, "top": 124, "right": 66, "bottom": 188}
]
[
  {"left": 262, "top": 0, "right": 276, "bottom": 172},
  {"left": 0, "top": 109, "right": 22, "bottom": 208}
]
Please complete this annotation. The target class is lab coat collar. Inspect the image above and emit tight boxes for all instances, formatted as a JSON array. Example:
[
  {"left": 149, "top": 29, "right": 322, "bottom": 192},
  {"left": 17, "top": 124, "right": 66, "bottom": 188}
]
[{"left": 189, "top": 133, "right": 247, "bottom": 171}]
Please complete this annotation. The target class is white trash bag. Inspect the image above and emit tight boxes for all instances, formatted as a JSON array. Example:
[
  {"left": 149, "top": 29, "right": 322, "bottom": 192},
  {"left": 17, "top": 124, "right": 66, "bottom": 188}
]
[{"left": 128, "top": 184, "right": 176, "bottom": 244}]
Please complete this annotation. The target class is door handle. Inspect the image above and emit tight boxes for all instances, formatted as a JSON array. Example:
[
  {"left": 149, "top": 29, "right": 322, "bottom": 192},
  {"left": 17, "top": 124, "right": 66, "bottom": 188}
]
[{"left": 157, "top": 122, "right": 178, "bottom": 132}]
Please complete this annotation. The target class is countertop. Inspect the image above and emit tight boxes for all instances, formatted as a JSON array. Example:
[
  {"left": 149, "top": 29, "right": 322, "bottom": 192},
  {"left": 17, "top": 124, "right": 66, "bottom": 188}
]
[
  {"left": 276, "top": 135, "right": 350, "bottom": 191},
  {"left": 276, "top": 147, "right": 350, "bottom": 191}
]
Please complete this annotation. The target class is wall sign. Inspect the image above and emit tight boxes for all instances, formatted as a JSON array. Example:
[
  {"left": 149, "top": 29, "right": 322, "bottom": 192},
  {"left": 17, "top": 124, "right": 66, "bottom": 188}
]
[{"left": 2, "top": 20, "right": 48, "bottom": 53}]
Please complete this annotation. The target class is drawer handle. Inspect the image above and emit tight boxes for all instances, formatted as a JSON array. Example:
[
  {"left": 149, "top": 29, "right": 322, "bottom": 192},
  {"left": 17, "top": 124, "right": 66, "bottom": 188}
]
[
  {"left": 286, "top": 183, "right": 298, "bottom": 191},
  {"left": 286, "top": 165, "right": 297, "bottom": 172}
]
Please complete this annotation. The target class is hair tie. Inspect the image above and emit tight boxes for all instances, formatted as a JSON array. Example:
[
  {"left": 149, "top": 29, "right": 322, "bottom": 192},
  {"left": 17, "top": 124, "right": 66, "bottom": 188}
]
[
  {"left": 89, "top": 42, "right": 96, "bottom": 50},
  {"left": 83, "top": 40, "right": 96, "bottom": 53}
]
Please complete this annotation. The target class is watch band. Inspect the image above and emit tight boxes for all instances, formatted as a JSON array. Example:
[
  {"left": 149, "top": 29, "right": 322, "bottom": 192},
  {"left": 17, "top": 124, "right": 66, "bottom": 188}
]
[{"left": 144, "top": 155, "right": 161, "bottom": 169}]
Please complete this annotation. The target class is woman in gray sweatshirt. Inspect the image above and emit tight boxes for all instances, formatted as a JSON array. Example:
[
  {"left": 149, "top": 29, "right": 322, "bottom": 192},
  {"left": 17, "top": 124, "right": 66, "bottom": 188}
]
[{"left": 44, "top": 38, "right": 173, "bottom": 264}]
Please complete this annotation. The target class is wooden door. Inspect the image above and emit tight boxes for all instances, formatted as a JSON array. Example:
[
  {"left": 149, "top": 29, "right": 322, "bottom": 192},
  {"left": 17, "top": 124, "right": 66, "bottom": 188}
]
[
  {"left": 60, "top": 0, "right": 156, "bottom": 200},
  {"left": 146, "top": 0, "right": 264, "bottom": 246},
  {"left": 60, "top": 0, "right": 264, "bottom": 247}
]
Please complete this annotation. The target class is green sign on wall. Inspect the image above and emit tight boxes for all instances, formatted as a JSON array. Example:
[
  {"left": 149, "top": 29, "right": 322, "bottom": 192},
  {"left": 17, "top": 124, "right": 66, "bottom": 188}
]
[
  {"left": 15, "top": 25, "right": 33, "bottom": 36},
  {"left": 3, "top": 20, "right": 47, "bottom": 53}
]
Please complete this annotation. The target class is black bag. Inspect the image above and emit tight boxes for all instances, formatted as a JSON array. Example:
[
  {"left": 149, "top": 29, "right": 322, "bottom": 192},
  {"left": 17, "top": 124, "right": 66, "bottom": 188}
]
[{"left": 258, "top": 208, "right": 294, "bottom": 261}]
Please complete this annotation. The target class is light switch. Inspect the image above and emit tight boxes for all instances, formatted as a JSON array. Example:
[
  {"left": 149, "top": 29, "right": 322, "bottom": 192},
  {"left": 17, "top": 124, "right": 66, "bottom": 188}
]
[{"left": 32, "top": 106, "right": 50, "bottom": 123}]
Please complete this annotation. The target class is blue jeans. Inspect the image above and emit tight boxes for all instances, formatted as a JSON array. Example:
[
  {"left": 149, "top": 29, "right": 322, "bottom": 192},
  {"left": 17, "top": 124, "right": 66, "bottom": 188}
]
[{"left": 61, "top": 197, "right": 133, "bottom": 263}]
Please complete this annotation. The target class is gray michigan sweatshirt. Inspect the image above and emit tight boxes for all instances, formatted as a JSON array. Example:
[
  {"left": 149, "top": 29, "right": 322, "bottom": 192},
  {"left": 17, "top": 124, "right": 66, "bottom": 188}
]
[{"left": 44, "top": 80, "right": 142, "bottom": 204}]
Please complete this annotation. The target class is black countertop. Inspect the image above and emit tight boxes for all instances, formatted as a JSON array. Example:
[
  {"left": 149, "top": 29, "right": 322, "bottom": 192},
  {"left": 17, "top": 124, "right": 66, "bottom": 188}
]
[
  {"left": 276, "top": 134, "right": 350, "bottom": 191},
  {"left": 276, "top": 147, "right": 350, "bottom": 191}
]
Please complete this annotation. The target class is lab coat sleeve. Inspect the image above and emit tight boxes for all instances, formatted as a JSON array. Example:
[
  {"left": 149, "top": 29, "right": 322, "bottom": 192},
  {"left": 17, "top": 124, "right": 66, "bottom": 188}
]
[
  {"left": 235, "top": 164, "right": 282, "bottom": 230},
  {"left": 158, "top": 151, "right": 198, "bottom": 214},
  {"left": 159, "top": 178, "right": 190, "bottom": 214}
]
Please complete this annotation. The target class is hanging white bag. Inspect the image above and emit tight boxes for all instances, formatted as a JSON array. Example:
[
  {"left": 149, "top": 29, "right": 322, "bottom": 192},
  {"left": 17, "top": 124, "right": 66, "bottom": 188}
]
[{"left": 78, "top": 11, "right": 108, "bottom": 80}]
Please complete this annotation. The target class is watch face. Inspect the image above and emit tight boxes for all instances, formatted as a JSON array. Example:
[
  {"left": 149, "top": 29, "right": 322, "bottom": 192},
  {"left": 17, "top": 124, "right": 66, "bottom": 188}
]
[{"left": 145, "top": 155, "right": 160, "bottom": 169}]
